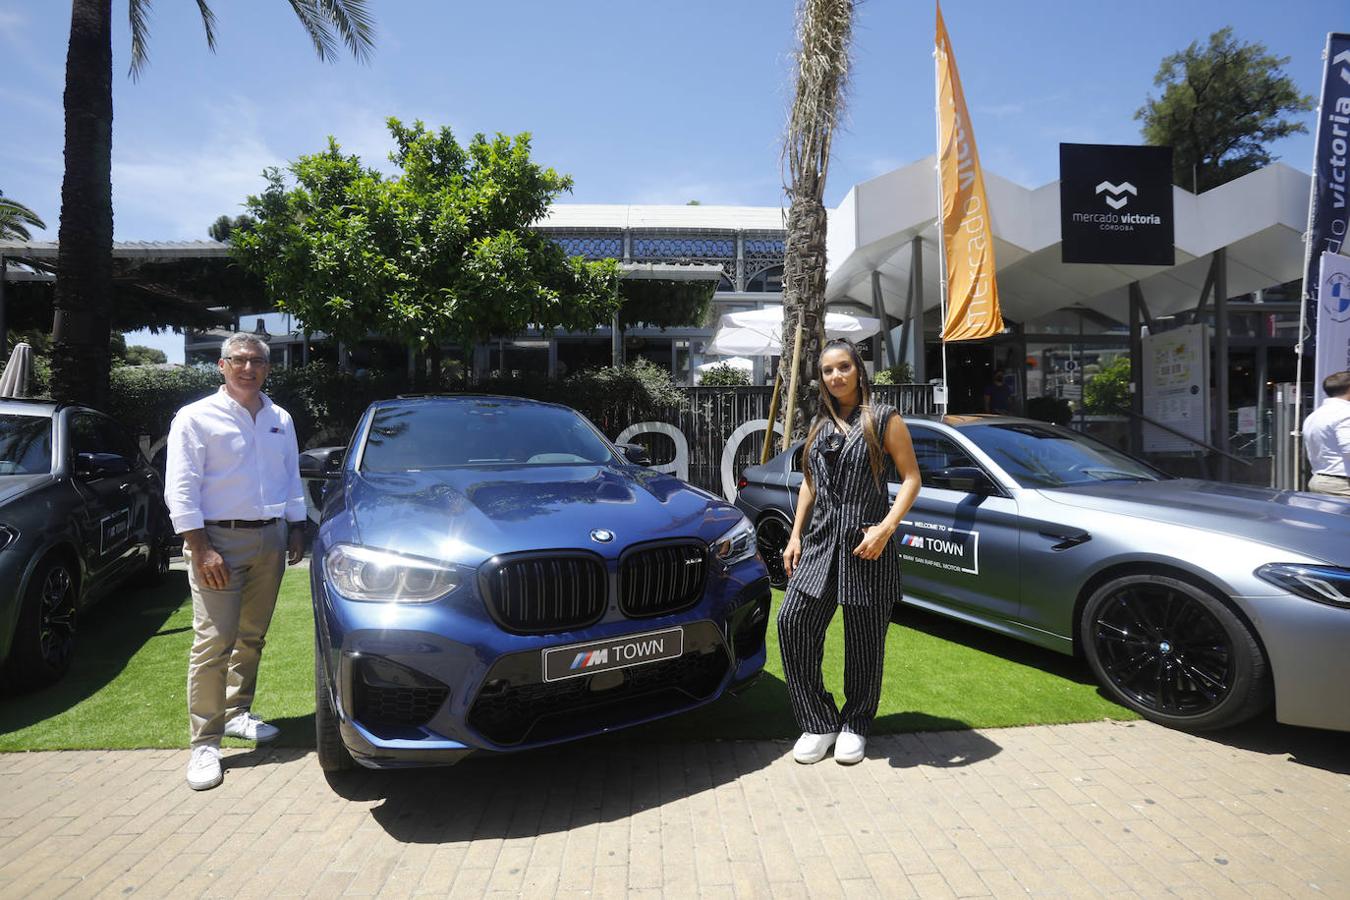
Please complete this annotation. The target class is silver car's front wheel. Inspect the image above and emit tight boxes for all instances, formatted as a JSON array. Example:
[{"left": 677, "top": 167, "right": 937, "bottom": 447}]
[{"left": 1081, "top": 574, "right": 1271, "bottom": 731}]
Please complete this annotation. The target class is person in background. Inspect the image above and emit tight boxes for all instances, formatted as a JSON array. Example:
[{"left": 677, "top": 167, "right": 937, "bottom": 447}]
[
  {"left": 1302, "top": 370, "right": 1350, "bottom": 498},
  {"left": 983, "top": 368, "right": 1012, "bottom": 414},
  {"left": 779, "top": 339, "right": 922, "bottom": 765},
  {"left": 165, "top": 333, "right": 306, "bottom": 791}
]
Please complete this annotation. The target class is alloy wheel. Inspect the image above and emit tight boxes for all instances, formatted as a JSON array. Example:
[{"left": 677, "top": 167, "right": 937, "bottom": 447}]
[
  {"left": 38, "top": 565, "right": 76, "bottom": 670},
  {"left": 755, "top": 515, "right": 791, "bottom": 588},
  {"left": 1090, "top": 583, "right": 1234, "bottom": 718}
]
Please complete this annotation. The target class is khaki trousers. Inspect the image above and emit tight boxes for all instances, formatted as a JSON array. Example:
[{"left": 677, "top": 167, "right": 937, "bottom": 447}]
[
  {"left": 1308, "top": 474, "right": 1350, "bottom": 498},
  {"left": 185, "top": 520, "right": 286, "bottom": 747}
]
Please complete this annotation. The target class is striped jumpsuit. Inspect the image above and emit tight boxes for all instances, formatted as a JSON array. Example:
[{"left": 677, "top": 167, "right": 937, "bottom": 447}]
[{"left": 778, "top": 403, "right": 903, "bottom": 736}]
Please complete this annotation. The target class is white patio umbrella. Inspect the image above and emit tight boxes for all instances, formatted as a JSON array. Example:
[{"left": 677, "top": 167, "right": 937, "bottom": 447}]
[
  {"left": 694, "top": 355, "right": 754, "bottom": 384},
  {"left": 0, "top": 342, "right": 34, "bottom": 398},
  {"left": 704, "top": 305, "right": 881, "bottom": 356}
]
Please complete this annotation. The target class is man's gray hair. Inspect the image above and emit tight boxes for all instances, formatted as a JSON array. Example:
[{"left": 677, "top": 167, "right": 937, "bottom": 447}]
[{"left": 221, "top": 332, "right": 270, "bottom": 359}]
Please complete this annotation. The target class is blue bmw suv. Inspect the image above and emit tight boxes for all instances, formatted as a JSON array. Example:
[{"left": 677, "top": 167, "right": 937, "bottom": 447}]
[{"left": 307, "top": 395, "right": 771, "bottom": 770}]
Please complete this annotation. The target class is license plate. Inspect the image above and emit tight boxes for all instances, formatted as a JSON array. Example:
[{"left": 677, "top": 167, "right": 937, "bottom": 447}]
[{"left": 542, "top": 626, "right": 684, "bottom": 683}]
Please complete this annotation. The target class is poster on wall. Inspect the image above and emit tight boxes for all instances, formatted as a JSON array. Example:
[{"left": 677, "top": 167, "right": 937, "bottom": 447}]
[
  {"left": 1142, "top": 324, "right": 1209, "bottom": 453},
  {"left": 1060, "top": 143, "right": 1175, "bottom": 266}
]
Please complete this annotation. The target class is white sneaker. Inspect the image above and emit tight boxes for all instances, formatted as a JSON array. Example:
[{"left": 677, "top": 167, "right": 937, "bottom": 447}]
[
  {"left": 835, "top": 731, "right": 866, "bottom": 765},
  {"left": 224, "top": 711, "right": 279, "bottom": 742},
  {"left": 186, "top": 745, "right": 223, "bottom": 791},
  {"left": 792, "top": 732, "right": 838, "bottom": 764}
]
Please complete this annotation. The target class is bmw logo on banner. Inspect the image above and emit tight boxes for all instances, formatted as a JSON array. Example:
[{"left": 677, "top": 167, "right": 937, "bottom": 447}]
[{"left": 1059, "top": 143, "right": 1175, "bottom": 266}]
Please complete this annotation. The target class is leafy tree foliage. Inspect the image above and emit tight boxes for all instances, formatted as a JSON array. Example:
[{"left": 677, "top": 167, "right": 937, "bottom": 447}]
[
  {"left": 232, "top": 119, "right": 622, "bottom": 353},
  {"left": 0, "top": 190, "right": 46, "bottom": 241},
  {"left": 208, "top": 214, "right": 257, "bottom": 243},
  {"left": 698, "top": 363, "right": 751, "bottom": 387},
  {"left": 1136, "top": 28, "right": 1313, "bottom": 193},
  {"left": 1084, "top": 355, "right": 1131, "bottom": 414}
]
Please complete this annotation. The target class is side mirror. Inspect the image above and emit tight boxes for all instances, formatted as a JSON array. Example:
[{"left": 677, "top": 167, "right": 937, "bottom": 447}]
[
  {"left": 615, "top": 442, "right": 651, "bottom": 466},
  {"left": 75, "top": 451, "right": 132, "bottom": 479},
  {"left": 932, "top": 466, "right": 996, "bottom": 493},
  {"left": 300, "top": 446, "right": 346, "bottom": 480}
]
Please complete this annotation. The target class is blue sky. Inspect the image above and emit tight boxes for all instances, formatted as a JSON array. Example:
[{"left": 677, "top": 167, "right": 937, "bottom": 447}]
[{"left": 1, "top": 0, "right": 1345, "bottom": 361}]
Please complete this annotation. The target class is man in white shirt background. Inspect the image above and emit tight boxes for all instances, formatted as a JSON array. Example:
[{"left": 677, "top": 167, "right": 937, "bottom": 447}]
[
  {"left": 1302, "top": 370, "right": 1350, "bottom": 498},
  {"left": 165, "top": 333, "right": 306, "bottom": 790}
]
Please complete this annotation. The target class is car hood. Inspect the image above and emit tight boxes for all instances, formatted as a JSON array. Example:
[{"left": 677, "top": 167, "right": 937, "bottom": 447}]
[
  {"left": 0, "top": 474, "right": 53, "bottom": 509},
  {"left": 1039, "top": 478, "right": 1350, "bottom": 565},
  {"left": 345, "top": 464, "right": 740, "bottom": 565}
]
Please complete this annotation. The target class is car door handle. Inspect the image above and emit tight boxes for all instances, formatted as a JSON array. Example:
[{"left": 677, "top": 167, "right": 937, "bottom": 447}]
[{"left": 1039, "top": 529, "right": 1091, "bottom": 551}]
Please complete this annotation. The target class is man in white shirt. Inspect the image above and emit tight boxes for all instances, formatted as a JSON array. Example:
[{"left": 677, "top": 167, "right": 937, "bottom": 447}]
[
  {"left": 165, "top": 333, "right": 306, "bottom": 790},
  {"left": 1302, "top": 370, "right": 1350, "bottom": 498}
]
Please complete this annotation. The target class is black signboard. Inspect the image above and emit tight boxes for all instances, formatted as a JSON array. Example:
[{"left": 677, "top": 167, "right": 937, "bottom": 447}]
[{"left": 1060, "top": 143, "right": 1175, "bottom": 266}]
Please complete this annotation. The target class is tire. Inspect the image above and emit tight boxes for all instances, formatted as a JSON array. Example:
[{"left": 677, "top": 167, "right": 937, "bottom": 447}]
[
  {"left": 2, "top": 556, "right": 78, "bottom": 691},
  {"left": 755, "top": 512, "right": 792, "bottom": 589},
  {"left": 1080, "top": 574, "right": 1271, "bottom": 731},
  {"left": 314, "top": 632, "right": 355, "bottom": 772}
]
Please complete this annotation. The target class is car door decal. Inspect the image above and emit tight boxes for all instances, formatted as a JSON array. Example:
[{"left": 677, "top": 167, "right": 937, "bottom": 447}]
[
  {"left": 898, "top": 519, "right": 980, "bottom": 574},
  {"left": 100, "top": 509, "right": 131, "bottom": 556}
]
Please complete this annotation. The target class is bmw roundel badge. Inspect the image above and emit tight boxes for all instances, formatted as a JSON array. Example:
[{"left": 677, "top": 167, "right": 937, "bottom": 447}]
[{"left": 590, "top": 528, "right": 614, "bottom": 543}]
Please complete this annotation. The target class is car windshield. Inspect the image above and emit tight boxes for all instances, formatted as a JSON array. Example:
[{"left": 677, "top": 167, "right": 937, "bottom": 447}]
[
  {"left": 0, "top": 414, "right": 52, "bottom": 475},
  {"left": 961, "top": 423, "right": 1167, "bottom": 488},
  {"left": 360, "top": 400, "right": 617, "bottom": 472}
]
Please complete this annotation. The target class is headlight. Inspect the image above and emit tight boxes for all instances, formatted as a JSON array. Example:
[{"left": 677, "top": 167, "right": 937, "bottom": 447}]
[
  {"left": 1255, "top": 563, "right": 1350, "bottom": 609},
  {"left": 323, "top": 543, "right": 460, "bottom": 603},
  {"left": 0, "top": 525, "right": 16, "bottom": 552},
  {"left": 712, "top": 516, "right": 757, "bottom": 567}
]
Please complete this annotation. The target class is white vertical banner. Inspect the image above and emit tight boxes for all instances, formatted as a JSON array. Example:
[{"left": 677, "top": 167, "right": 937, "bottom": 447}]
[{"left": 1315, "top": 251, "right": 1350, "bottom": 407}]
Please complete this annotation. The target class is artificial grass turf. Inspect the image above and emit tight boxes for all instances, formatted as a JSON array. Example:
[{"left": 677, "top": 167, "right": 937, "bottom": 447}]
[{"left": 0, "top": 568, "right": 1135, "bottom": 751}]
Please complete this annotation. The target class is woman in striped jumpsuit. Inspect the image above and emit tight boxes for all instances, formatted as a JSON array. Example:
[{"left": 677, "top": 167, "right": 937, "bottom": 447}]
[{"left": 780, "top": 339, "right": 922, "bottom": 764}]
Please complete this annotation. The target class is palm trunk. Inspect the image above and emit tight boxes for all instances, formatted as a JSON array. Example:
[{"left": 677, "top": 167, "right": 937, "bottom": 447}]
[
  {"left": 780, "top": 0, "right": 852, "bottom": 439},
  {"left": 51, "top": 0, "right": 114, "bottom": 407}
]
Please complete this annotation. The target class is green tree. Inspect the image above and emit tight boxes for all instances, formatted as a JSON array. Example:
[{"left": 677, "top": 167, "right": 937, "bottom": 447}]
[
  {"left": 50, "top": 0, "right": 375, "bottom": 409},
  {"left": 0, "top": 190, "right": 46, "bottom": 241},
  {"left": 232, "top": 119, "right": 622, "bottom": 356},
  {"left": 1136, "top": 27, "right": 1313, "bottom": 193},
  {"left": 698, "top": 363, "right": 751, "bottom": 387},
  {"left": 1083, "top": 355, "right": 1131, "bottom": 414},
  {"left": 780, "top": 0, "right": 854, "bottom": 438},
  {"left": 208, "top": 214, "right": 257, "bottom": 243}
]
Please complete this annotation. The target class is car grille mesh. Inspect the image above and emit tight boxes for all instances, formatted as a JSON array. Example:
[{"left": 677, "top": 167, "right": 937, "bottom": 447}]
[
  {"left": 620, "top": 543, "right": 708, "bottom": 618},
  {"left": 483, "top": 555, "right": 607, "bottom": 632}
]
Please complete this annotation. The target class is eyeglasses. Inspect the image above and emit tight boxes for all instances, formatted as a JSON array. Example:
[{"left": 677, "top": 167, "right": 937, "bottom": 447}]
[{"left": 223, "top": 355, "right": 270, "bottom": 369}]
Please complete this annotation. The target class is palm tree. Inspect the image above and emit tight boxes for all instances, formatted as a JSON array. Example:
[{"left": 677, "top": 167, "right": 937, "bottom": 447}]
[
  {"left": 0, "top": 191, "right": 47, "bottom": 241},
  {"left": 51, "top": 0, "right": 375, "bottom": 407},
  {"left": 779, "top": 0, "right": 853, "bottom": 439}
]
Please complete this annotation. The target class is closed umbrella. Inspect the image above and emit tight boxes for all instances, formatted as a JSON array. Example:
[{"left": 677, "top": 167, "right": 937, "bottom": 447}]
[
  {"left": 0, "top": 342, "right": 33, "bottom": 398},
  {"left": 704, "top": 305, "right": 881, "bottom": 356}
]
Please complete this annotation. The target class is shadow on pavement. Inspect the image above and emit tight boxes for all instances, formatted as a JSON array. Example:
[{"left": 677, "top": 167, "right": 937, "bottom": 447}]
[
  {"left": 321, "top": 735, "right": 777, "bottom": 843},
  {"left": 0, "top": 572, "right": 189, "bottom": 734},
  {"left": 1201, "top": 712, "right": 1350, "bottom": 775},
  {"left": 873, "top": 716, "right": 1002, "bottom": 768}
]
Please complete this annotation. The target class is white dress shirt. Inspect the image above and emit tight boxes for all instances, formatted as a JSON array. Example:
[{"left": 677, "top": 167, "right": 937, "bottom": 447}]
[
  {"left": 1302, "top": 396, "right": 1350, "bottom": 478},
  {"left": 165, "top": 386, "right": 306, "bottom": 534}
]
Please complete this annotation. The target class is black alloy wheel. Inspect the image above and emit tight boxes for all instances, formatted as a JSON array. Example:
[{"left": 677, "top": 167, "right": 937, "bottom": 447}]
[
  {"left": 2, "top": 557, "right": 78, "bottom": 691},
  {"left": 314, "top": 633, "right": 356, "bottom": 772},
  {"left": 755, "top": 513, "right": 792, "bottom": 589},
  {"left": 1080, "top": 574, "right": 1270, "bottom": 731}
]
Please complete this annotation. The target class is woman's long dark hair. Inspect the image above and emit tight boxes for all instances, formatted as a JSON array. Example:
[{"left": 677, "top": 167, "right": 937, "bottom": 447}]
[{"left": 801, "top": 338, "right": 886, "bottom": 491}]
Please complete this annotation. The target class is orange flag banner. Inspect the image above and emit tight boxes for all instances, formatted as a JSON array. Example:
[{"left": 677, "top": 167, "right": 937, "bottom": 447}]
[{"left": 935, "top": 3, "right": 1002, "bottom": 341}]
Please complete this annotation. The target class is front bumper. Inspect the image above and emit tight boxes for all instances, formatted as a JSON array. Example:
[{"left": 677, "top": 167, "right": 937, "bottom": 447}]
[
  {"left": 314, "top": 566, "right": 771, "bottom": 768},
  {"left": 1243, "top": 593, "right": 1350, "bottom": 732}
]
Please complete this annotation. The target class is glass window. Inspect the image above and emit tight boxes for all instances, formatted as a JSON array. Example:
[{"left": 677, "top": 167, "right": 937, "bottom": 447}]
[
  {"left": 745, "top": 265, "right": 783, "bottom": 293},
  {"left": 361, "top": 399, "right": 618, "bottom": 472},
  {"left": 962, "top": 423, "right": 1166, "bottom": 488},
  {"left": 70, "top": 413, "right": 139, "bottom": 463},
  {"left": 908, "top": 429, "right": 977, "bottom": 479},
  {"left": 0, "top": 414, "right": 53, "bottom": 475}
]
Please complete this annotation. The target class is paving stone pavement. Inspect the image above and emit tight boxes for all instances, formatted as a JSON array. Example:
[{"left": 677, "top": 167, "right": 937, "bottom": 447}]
[{"left": 0, "top": 719, "right": 1347, "bottom": 899}]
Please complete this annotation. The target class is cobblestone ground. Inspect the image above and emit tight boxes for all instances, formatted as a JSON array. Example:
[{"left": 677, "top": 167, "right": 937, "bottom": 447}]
[{"left": 0, "top": 719, "right": 1347, "bottom": 898}]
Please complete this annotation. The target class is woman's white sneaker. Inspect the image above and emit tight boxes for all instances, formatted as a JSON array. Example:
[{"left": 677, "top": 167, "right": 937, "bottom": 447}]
[
  {"left": 834, "top": 731, "right": 866, "bottom": 765},
  {"left": 792, "top": 732, "right": 838, "bottom": 764},
  {"left": 186, "top": 745, "right": 222, "bottom": 791}
]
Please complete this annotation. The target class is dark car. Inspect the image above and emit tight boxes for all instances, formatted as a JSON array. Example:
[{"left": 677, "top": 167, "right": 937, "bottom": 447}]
[
  {"left": 306, "top": 395, "right": 771, "bottom": 771},
  {"left": 0, "top": 399, "right": 169, "bottom": 690},
  {"left": 737, "top": 415, "right": 1350, "bottom": 733}
]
